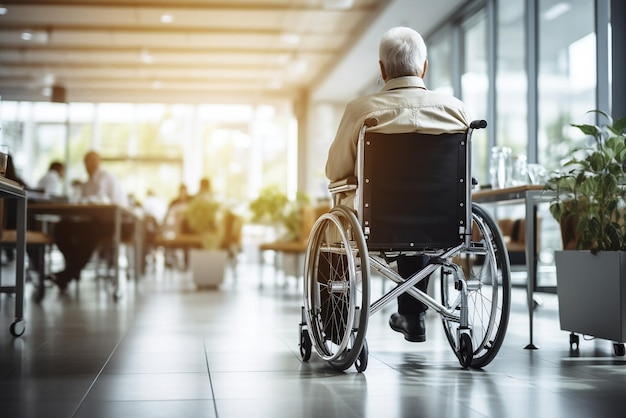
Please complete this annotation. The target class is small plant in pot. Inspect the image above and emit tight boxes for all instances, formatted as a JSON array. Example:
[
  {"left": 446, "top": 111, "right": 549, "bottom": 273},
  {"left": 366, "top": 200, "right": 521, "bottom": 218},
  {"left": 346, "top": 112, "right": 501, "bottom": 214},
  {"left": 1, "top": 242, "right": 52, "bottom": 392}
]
[
  {"left": 186, "top": 196, "right": 225, "bottom": 249},
  {"left": 185, "top": 195, "right": 231, "bottom": 288}
]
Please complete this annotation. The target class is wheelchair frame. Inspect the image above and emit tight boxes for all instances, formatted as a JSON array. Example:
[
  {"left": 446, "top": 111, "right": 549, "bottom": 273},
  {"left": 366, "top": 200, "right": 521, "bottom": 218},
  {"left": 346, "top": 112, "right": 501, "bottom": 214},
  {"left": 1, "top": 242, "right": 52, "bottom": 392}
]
[{"left": 299, "top": 119, "right": 511, "bottom": 372}]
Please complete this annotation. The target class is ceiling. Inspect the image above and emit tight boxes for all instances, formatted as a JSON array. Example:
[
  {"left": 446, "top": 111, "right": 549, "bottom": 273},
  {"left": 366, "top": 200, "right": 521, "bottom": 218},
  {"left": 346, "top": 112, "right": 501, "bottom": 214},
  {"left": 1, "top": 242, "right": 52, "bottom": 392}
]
[{"left": 0, "top": 0, "right": 462, "bottom": 105}]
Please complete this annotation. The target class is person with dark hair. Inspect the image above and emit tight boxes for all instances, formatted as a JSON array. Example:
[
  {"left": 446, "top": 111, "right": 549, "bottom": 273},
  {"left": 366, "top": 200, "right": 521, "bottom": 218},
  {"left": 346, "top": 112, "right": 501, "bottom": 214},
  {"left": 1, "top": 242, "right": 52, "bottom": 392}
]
[
  {"left": 196, "top": 177, "right": 212, "bottom": 199},
  {"left": 325, "top": 27, "right": 471, "bottom": 342},
  {"left": 37, "top": 161, "right": 65, "bottom": 196}
]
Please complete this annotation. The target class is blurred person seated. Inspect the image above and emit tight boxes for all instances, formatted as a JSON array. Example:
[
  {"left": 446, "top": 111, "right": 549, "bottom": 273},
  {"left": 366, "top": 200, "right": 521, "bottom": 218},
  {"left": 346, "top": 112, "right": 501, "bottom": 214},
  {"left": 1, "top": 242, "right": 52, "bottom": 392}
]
[
  {"left": 48, "top": 151, "right": 133, "bottom": 291},
  {"left": 36, "top": 161, "right": 65, "bottom": 197},
  {"left": 195, "top": 177, "right": 213, "bottom": 200},
  {"left": 142, "top": 189, "right": 167, "bottom": 225}
]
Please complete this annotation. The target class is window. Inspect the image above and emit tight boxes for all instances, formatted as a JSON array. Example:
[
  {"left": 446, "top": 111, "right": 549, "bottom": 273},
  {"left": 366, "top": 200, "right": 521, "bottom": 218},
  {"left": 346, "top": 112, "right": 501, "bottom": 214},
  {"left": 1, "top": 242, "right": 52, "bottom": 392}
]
[
  {"left": 537, "top": 0, "right": 596, "bottom": 170},
  {"left": 428, "top": 31, "right": 454, "bottom": 95},
  {"left": 461, "top": 10, "right": 490, "bottom": 186},
  {"left": 0, "top": 100, "right": 296, "bottom": 208},
  {"left": 496, "top": 0, "right": 527, "bottom": 159}
]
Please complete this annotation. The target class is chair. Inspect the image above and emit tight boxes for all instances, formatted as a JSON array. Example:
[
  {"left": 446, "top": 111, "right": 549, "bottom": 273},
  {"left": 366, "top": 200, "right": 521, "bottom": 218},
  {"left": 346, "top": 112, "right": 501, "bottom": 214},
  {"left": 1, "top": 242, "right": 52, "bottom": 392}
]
[
  {"left": 0, "top": 200, "right": 54, "bottom": 302},
  {"left": 497, "top": 217, "right": 541, "bottom": 266},
  {"left": 298, "top": 119, "right": 511, "bottom": 372}
]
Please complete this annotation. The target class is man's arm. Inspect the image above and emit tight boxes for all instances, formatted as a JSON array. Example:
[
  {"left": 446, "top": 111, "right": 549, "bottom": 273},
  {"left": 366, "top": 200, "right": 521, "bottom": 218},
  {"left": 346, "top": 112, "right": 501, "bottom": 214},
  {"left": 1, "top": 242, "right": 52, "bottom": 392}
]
[{"left": 325, "top": 104, "right": 362, "bottom": 182}]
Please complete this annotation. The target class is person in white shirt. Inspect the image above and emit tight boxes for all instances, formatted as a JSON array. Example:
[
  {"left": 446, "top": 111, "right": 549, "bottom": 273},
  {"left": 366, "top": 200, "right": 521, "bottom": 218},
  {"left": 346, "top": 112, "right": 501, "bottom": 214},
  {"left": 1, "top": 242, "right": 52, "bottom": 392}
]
[
  {"left": 142, "top": 189, "right": 167, "bottom": 225},
  {"left": 36, "top": 161, "right": 65, "bottom": 196},
  {"left": 80, "top": 151, "right": 128, "bottom": 206},
  {"left": 49, "top": 151, "right": 132, "bottom": 291}
]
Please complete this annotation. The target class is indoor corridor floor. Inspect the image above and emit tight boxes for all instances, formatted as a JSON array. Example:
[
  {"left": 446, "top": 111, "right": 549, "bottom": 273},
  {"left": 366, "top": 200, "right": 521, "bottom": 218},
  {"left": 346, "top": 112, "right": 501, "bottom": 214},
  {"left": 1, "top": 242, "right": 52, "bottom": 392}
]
[{"left": 1, "top": 258, "right": 626, "bottom": 418}]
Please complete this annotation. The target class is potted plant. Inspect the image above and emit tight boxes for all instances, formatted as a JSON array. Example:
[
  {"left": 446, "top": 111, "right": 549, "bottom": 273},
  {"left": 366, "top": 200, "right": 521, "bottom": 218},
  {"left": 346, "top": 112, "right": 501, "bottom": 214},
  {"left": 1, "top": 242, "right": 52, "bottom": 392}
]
[
  {"left": 250, "top": 187, "right": 313, "bottom": 278},
  {"left": 249, "top": 186, "right": 311, "bottom": 241},
  {"left": 185, "top": 196, "right": 229, "bottom": 289},
  {"left": 545, "top": 110, "right": 626, "bottom": 353}
]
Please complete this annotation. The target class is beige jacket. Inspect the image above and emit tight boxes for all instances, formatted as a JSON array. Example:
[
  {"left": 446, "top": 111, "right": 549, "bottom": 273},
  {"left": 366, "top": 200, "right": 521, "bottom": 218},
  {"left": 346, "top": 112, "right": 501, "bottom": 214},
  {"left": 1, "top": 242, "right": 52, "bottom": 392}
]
[{"left": 325, "top": 76, "right": 471, "bottom": 184}]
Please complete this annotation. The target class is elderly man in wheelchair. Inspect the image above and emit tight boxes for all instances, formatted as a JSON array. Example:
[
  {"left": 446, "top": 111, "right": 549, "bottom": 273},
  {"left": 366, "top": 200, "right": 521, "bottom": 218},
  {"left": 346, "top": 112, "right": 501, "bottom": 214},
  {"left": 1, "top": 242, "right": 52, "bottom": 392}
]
[{"left": 298, "top": 27, "right": 511, "bottom": 372}]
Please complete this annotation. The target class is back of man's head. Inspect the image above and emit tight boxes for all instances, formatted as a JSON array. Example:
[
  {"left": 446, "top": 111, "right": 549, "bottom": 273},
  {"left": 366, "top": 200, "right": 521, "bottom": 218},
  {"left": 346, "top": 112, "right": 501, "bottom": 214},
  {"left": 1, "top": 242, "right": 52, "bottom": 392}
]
[{"left": 379, "top": 27, "right": 427, "bottom": 80}]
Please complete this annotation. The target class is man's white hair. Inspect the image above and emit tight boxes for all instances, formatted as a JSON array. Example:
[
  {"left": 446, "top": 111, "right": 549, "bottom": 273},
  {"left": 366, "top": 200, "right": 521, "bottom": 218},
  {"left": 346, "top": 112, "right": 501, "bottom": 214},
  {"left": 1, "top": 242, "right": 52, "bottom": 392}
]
[{"left": 379, "top": 27, "right": 427, "bottom": 79}]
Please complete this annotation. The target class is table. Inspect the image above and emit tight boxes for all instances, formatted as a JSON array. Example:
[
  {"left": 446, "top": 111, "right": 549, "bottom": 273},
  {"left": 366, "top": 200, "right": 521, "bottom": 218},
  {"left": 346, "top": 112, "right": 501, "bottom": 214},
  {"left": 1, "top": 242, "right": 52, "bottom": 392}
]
[
  {"left": 0, "top": 177, "right": 27, "bottom": 336},
  {"left": 473, "top": 184, "right": 556, "bottom": 349},
  {"left": 28, "top": 202, "right": 143, "bottom": 300}
]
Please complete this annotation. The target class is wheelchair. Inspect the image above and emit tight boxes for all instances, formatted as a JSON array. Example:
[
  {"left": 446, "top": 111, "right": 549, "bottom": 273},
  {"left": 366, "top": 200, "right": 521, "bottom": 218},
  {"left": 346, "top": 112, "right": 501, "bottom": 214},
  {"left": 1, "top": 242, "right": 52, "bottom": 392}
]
[{"left": 299, "top": 119, "right": 511, "bottom": 372}]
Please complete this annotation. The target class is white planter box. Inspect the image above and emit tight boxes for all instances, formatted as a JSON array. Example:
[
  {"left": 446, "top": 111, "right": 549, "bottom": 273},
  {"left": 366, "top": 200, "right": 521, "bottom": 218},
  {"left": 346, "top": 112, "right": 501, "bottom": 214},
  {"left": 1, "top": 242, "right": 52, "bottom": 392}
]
[
  {"left": 555, "top": 250, "right": 626, "bottom": 342},
  {"left": 282, "top": 253, "right": 304, "bottom": 278},
  {"left": 189, "top": 249, "right": 227, "bottom": 289}
]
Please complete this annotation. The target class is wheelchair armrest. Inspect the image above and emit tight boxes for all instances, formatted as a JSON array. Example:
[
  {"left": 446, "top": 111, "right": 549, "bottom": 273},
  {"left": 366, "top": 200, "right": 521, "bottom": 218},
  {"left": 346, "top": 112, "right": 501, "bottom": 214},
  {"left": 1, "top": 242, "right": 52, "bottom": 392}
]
[{"left": 328, "top": 176, "right": 358, "bottom": 194}]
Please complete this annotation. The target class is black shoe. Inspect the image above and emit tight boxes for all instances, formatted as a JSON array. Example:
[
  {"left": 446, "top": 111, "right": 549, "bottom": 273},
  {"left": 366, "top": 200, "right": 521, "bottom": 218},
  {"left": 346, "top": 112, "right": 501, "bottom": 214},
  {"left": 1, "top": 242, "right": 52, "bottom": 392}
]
[
  {"left": 48, "top": 271, "right": 71, "bottom": 292},
  {"left": 389, "top": 312, "right": 426, "bottom": 342}
]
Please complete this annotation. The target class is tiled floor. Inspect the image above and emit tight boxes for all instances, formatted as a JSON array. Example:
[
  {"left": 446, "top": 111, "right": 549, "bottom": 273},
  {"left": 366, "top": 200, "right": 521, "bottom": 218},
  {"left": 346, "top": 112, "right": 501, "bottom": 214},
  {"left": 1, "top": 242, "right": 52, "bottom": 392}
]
[{"left": 1, "top": 257, "right": 626, "bottom": 418}]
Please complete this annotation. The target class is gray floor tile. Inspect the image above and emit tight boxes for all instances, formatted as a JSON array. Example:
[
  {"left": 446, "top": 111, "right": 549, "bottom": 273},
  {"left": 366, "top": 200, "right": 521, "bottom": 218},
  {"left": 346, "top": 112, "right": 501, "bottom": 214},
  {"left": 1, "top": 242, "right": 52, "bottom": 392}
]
[{"left": 2, "top": 260, "right": 626, "bottom": 417}]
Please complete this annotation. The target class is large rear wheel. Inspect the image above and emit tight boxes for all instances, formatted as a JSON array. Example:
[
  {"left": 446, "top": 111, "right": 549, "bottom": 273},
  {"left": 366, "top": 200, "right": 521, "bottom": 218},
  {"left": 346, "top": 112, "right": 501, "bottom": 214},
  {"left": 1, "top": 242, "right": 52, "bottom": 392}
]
[{"left": 303, "top": 205, "right": 370, "bottom": 371}]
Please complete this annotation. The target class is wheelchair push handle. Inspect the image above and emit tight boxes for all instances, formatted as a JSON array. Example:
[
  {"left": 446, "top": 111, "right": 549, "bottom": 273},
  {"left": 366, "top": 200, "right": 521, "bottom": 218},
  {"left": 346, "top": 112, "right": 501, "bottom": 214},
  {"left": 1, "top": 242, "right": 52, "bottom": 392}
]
[
  {"left": 365, "top": 118, "right": 485, "bottom": 130},
  {"left": 470, "top": 120, "right": 487, "bottom": 129}
]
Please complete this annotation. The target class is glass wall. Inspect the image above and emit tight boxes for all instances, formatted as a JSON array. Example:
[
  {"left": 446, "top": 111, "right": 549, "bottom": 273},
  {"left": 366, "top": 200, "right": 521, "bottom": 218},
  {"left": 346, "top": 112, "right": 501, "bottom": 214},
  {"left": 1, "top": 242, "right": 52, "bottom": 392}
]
[
  {"left": 496, "top": 0, "right": 527, "bottom": 159},
  {"left": 461, "top": 9, "right": 490, "bottom": 185},
  {"left": 537, "top": 0, "right": 597, "bottom": 171},
  {"left": 428, "top": 30, "right": 454, "bottom": 96}
]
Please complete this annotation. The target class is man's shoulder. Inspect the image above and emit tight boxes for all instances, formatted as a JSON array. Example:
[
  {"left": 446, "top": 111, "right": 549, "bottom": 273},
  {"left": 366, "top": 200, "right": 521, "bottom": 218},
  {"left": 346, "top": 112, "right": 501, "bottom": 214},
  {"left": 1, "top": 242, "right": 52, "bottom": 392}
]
[
  {"left": 422, "top": 89, "right": 467, "bottom": 108},
  {"left": 346, "top": 88, "right": 468, "bottom": 121}
]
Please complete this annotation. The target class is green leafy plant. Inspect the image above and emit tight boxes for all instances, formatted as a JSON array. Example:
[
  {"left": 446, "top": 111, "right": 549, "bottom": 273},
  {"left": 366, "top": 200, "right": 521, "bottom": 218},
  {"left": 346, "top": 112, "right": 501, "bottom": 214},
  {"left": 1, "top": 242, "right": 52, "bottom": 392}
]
[
  {"left": 249, "top": 186, "right": 289, "bottom": 224},
  {"left": 546, "top": 110, "right": 626, "bottom": 252},
  {"left": 249, "top": 186, "right": 311, "bottom": 240},
  {"left": 185, "top": 196, "right": 225, "bottom": 249}
]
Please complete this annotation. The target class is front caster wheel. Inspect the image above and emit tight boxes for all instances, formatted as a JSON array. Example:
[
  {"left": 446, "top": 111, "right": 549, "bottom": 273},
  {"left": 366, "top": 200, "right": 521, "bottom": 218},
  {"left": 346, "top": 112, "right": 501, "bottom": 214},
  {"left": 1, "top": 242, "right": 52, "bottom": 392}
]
[
  {"left": 614, "top": 343, "right": 625, "bottom": 356},
  {"left": 458, "top": 333, "right": 473, "bottom": 369},
  {"left": 354, "top": 339, "right": 368, "bottom": 373},
  {"left": 300, "top": 329, "right": 312, "bottom": 362},
  {"left": 569, "top": 333, "right": 580, "bottom": 351},
  {"left": 10, "top": 320, "right": 25, "bottom": 337}
]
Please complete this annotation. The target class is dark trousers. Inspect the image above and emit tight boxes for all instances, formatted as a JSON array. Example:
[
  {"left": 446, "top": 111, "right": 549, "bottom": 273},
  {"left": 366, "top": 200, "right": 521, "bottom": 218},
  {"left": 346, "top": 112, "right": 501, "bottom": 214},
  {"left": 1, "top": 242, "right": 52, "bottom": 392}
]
[
  {"left": 396, "top": 254, "right": 430, "bottom": 315},
  {"left": 53, "top": 220, "right": 134, "bottom": 280}
]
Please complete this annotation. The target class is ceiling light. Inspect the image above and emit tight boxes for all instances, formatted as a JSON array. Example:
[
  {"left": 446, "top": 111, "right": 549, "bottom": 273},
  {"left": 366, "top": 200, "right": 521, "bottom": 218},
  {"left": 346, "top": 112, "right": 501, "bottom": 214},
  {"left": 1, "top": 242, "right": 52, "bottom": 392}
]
[
  {"left": 151, "top": 81, "right": 162, "bottom": 89},
  {"left": 288, "top": 58, "right": 308, "bottom": 75},
  {"left": 0, "top": 5, "right": 7, "bottom": 15},
  {"left": 275, "top": 54, "right": 290, "bottom": 65},
  {"left": 543, "top": 2, "right": 571, "bottom": 21},
  {"left": 323, "top": 0, "right": 354, "bottom": 9},
  {"left": 140, "top": 49, "right": 154, "bottom": 64},
  {"left": 160, "top": 14, "right": 173, "bottom": 24},
  {"left": 43, "top": 73, "right": 56, "bottom": 86},
  {"left": 281, "top": 33, "right": 300, "bottom": 45},
  {"left": 21, "top": 30, "right": 33, "bottom": 41}
]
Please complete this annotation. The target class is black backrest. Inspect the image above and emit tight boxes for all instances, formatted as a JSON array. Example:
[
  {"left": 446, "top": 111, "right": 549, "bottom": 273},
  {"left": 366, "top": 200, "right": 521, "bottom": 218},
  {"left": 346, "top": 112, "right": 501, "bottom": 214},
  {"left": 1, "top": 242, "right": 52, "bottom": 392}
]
[{"left": 360, "top": 131, "right": 469, "bottom": 251}]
